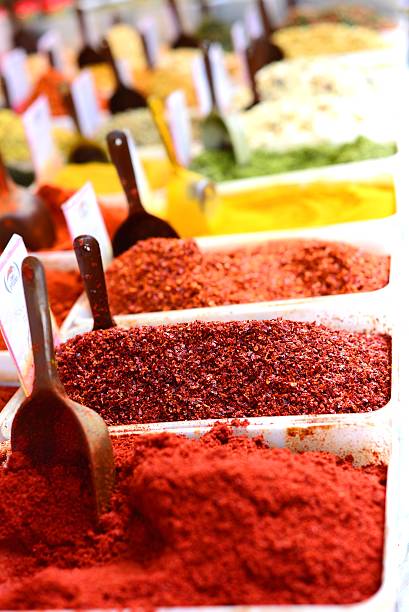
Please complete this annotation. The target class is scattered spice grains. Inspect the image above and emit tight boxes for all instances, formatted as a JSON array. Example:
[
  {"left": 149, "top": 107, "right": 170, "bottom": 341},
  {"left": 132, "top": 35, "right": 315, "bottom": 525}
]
[
  {"left": 105, "top": 238, "right": 390, "bottom": 315},
  {"left": 56, "top": 319, "right": 391, "bottom": 425},
  {"left": 0, "top": 425, "right": 386, "bottom": 608}
]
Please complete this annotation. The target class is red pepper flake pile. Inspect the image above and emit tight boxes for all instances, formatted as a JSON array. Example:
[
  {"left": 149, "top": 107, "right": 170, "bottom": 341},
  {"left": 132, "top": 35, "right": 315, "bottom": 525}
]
[
  {"left": 0, "top": 425, "right": 386, "bottom": 608},
  {"left": 56, "top": 319, "right": 391, "bottom": 425},
  {"left": 105, "top": 237, "right": 390, "bottom": 315},
  {"left": 20, "top": 69, "right": 70, "bottom": 117}
]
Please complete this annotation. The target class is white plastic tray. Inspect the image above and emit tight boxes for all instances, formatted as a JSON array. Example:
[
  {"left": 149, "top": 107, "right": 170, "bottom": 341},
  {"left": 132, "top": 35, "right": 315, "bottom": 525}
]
[
  {"left": 0, "top": 291, "right": 396, "bottom": 440},
  {"left": 107, "top": 418, "right": 398, "bottom": 612},
  {"left": 60, "top": 216, "right": 397, "bottom": 340}
]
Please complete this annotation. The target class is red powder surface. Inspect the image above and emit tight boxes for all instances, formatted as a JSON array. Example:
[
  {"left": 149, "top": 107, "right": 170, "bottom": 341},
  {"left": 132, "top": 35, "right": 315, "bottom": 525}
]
[
  {"left": 0, "top": 386, "right": 17, "bottom": 411},
  {"left": 106, "top": 238, "right": 390, "bottom": 315},
  {"left": 56, "top": 319, "right": 391, "bottom": 425},
  {"left": 35, "top": 185, "right": 125, "bottom": 251},
  {"left": 0, "top": 425, "right": 386, "bottom": 608}
]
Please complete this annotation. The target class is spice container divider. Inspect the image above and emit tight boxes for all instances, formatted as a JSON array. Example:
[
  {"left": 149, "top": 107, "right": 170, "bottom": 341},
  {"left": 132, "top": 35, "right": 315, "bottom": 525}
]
[
  {"left": 60, "top": 215, "right": 397, "bottom": 339},
  {"left": 0, "top": 289, "right": 397, "bottom": 440}
]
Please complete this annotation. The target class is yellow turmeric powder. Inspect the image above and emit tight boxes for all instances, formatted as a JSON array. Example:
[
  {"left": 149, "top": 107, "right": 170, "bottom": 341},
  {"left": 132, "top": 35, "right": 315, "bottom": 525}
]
[
  {"left": 49, "top": 158, "right": 172, "bottom": 195},
  {"left": 208, "top": 180, "right": 395, "bottom": 235}
]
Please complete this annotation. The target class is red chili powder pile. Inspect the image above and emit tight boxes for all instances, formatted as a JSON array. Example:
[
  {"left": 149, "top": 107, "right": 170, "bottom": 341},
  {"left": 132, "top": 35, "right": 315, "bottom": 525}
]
[
  {"left": 105, "top": 237, "right": 390, "bottom": 314},
  {"left": 0, "top": 425, "right": 386, "bottom": 609},
  {"left": 56, "top": 319, "right": 391, "bottom": 425}
]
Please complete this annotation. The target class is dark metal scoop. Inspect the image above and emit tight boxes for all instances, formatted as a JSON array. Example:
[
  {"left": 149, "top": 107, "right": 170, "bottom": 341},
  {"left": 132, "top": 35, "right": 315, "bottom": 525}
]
[
  {"left": 101, "top": 39, "right": 147, "bottom": 114},
  {"left": 11, "top": 256, "right": 114, "bottom": 518},
  {"left": 167, "top": 0, "right": 200, "bottom": 49},
  {"left": 107, "top": 129, "right": 179, "bottom": 257},
  {"left": 250, "top": 0, "right": 285, "bottom": 72},
  {"left": 76, "top": 6, "right": 106, "bottom": 68},
  {"left": 0, "top": 153, "right": 56, "bottom": 252},
  {"left": 74, "top": 235, "right": 116, "bottom": 331}
]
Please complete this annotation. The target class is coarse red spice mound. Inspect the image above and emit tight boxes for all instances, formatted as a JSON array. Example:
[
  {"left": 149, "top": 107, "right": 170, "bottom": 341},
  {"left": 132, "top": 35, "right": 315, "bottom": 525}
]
[
  {"left": 0, "top": 425, "right": 386, "bottom": 608},
  {"left": 105, "top": 237, "right": 390, "bottom": 314},
  {"left": 56, "top": 319, "right": 391, "bottom": 425}
]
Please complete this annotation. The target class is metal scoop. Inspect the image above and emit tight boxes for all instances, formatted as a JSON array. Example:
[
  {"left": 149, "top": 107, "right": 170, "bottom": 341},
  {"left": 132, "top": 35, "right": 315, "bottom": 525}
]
[
  {"left": 11, "top": 256, "right": 114, "bottom": 518},
  {"left": 101, "top": 39, "right": 147, "bottom": 114},
  {"left": 74, "top": 235, "right": 116, "bottom": 331},
  {"left": 167, "top": 0, "right": 200, "bottom": 49},
  {"left": 250, "top": 0, "right": 285, "bottom": 72},
  {"left": 107, "top": 129, "right": 179, "bottom": 256},
  {"left": 76, "top": 5, "right": 106, "bottom": 68},
  {"left": 0, "top": 153, "right": 56, "bottom": 252}
]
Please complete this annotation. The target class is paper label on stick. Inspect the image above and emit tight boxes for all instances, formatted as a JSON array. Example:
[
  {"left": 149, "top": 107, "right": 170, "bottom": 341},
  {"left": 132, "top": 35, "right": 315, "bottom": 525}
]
[
  {"left": 245, "top": 5, "right": 264, "bottom": 40},
  {"left": 137, "top": 15, "right": 160, "bottom": 68},
  {"left": 38, "top": 30, "right": 64, "bottom": 71},
  {"left": 191, "top": 55, "right": 212, "bottom": 117},
  {"left": 166, "top": 90, "right": 192, "bottom": 167},
  {"left": 70, "top": 70, "right": 103, "bottom": 138},
  {"left": 62, "top": 182, "right": 113, "bottom": 268},
  {"left": 0, "top": 48, "right": 31, "bottom": 109},
  {"left": 208, "top": 44, "right": 232, "bottom": 112},
  {"left": 0, "top": 235, "right": 32, "bottom": 392},
  {"left": 22, "top": 96, "right": 56, "bottom": 179},
  {"left": 231, "top": 22, "right": 251, "bottom": 86}
]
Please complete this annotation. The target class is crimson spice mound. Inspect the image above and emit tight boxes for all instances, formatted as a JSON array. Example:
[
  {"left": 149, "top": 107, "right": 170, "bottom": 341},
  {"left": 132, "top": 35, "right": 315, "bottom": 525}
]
[
  {"left": 105, "top": 238, "right": 390, "bottom": 315},
  {"left": 56, "top": 319, "right": 391, "bottom": 426},
  {"left": 0, "top": 425, "right": 386, "bottom": 609}
]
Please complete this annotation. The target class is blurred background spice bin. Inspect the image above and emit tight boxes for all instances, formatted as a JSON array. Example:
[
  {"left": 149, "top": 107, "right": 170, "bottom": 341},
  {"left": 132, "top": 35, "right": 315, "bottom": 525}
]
[
  {"left": 61, "top": 218, "right": 397, "bottom": 329},
  {"left": 0, "top": 420, "right": 398, "bottom": 609},
  {"left": 0, "top": 296, "right": 396, "bottom": 437},
  {"left": 166, "top": 156, "right": 398, "bottom": 236}
]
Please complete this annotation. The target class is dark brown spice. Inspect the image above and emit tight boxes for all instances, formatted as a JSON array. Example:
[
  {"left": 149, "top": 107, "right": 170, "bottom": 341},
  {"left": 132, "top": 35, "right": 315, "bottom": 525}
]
[
  {"left": 0, "top": 425, "right": 386, "bottom": 608},
  {"left": 56, "top": 319, "right": 391, "bottom": 425},
  {"left": 105, "top": 238, "right": 390, "bottom": 315}
]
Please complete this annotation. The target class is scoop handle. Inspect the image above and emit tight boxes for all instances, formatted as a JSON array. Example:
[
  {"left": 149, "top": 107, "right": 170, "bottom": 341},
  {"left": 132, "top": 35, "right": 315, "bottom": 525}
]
[
  {"left": 199, "top": 0, "right": 210, "bottom": 15},
  {"left": 101, "top": 38, "right": 122, "bottom": 86},
  {"left": 75, "top": 6, "right": 89, "bottom": 47},
  {"left": 167, "top": 0, "right": 184, "bottom": 34},
  {"left": 246, "top": 47, "right": 260, "bottom": 106},
  {"left": 257, "top": 0, "right": 274, "bottom": 36},
  {"left": 107, "top": 130, "right": 146, "bottom": 216},
  {"left": 201, "top": 44, "right": 218, "bottom": 109},
  {"left": 74, "top": 235, "right": 116, "bottom": 331},
  {"left": 148, "top": 96, "right": 181, "bottom": 168},
  {"left": 22, "top": 256, "right": 63, "bottom": 393}
]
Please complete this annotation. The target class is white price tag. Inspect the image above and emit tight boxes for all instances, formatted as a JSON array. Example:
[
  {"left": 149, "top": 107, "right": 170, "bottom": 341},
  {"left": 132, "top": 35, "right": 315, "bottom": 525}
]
[
  {"left": 22, "top": 96, "right": 56, "bottom": 178},
  {"left": 0, "top": 235, "right": 32, "bottom": 392},
  {"left": 191, "top": 55, "right": 212, "bottom": 117},
  {"left": 166, "top": 90, "right": 192, "bottom": 167},
  {"left": 62, "top": 182, "right": 113, "bottom": 268},
  {"left": 1, "top": 48, "right": 31, "bottom": 109},
  {"left": 38, "top": 30, "right": 64, "bottom": 71},
  {"left": 116, "top": 59, "right": 133, "bottom": 87},
  {"left": 125, "top": 130, "right": 151, "bottom": 206},
  {"left": 231, "top": 22, "right": 251, "bottom": 86},
  {"left": 208, "top": 44, "right": 233, "bottom": 112},
  {"left": 138, "top": 15, "right": 160, "bottom": 68},
  {"left": 70, "top": 70, "right": 103, "bottom": 138},
  {"left": 245, "top": 5, "right": 264, "bottom": 40}
]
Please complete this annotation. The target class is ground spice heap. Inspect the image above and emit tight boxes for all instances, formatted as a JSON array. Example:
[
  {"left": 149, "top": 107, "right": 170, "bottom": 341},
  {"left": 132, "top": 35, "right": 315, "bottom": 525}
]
[
  {"left": 57, "top": 319, "right": 391, "bottom": 425},
  {"left": 0, "top": 424, "right": 386, "bottom": 608},
  {"left": 105, "top": 238, "right": 390, "bottom": 315}
]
